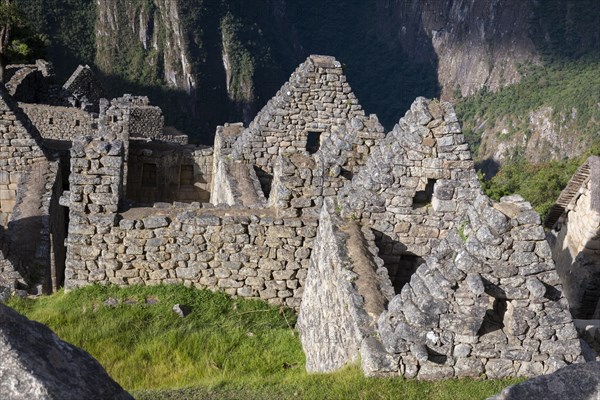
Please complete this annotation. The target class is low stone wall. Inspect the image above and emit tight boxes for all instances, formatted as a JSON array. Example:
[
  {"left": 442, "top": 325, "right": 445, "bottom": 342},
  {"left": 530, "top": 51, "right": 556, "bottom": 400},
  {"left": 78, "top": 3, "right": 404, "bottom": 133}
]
[
  {"left": 65, "top": 207, "right": 315, "bottom": 309},
  {"left": 19, "top": 104, "right": 96, "bottom": 141}
]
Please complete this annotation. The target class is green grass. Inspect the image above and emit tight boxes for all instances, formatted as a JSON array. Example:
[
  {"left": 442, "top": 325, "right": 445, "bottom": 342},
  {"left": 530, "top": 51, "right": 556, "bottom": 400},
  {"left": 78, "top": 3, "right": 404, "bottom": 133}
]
[{"left": 6, "top": 285, "right": 520, "bottom": 399}]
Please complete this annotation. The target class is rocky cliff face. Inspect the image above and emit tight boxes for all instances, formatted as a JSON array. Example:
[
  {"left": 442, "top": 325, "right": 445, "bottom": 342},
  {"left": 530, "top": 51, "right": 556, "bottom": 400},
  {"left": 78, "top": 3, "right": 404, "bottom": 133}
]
[
  {"left": 95, "top": 0, "right": 195, "bottom": 93},
  {"left": 477, "top": 107, "right": 589, "bottom": 167},
  {"left": 374, "top": 0, "right": 536, "bottom": 98},
  {"left": 19, "top": 0, "right": 600, "bottom": 152}
]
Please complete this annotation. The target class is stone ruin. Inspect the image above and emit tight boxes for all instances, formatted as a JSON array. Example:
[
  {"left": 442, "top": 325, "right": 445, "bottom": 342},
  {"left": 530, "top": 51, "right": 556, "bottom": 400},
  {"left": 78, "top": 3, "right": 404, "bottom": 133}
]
[{"left": 0, "top": 55, "right": 597, "bottom": 380}]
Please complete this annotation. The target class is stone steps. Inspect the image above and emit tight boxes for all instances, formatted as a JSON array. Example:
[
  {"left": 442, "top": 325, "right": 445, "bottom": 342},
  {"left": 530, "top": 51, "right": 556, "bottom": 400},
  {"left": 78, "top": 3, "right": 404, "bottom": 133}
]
[{"left": 543, "top": 161, "right": 592, "bottom": 229}]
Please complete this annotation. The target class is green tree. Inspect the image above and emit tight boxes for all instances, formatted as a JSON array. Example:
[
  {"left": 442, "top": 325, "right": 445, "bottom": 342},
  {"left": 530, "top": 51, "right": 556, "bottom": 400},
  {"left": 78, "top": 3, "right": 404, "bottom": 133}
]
[{"left": 0, "top": 0, "right": 22, "bottom": 83}]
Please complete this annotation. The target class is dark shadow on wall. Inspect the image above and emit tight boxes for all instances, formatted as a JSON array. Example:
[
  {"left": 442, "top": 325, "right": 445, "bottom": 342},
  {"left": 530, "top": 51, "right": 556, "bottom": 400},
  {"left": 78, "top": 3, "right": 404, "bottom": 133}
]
[
  {"left": 547, "top": 217, "right": 600, "bottom": 319},
  {"left": 372, "top": 230, "right": 425, "bottom": 295}
]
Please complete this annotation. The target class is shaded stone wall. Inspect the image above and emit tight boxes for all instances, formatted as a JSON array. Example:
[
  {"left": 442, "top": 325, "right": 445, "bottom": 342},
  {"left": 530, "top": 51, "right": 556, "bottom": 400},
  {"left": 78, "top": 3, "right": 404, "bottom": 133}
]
[
  {"left": 6, "top": 68, "right": 47, "bottom": 103},
  {"left": 548, "top": 156, "right": 600, "bottom": 319},
  {"left": 0, "top": 89, "right": 62, "bottom": 291},
  {"left": 126, "top": 142, "right": 213, "bottom": 205},
  {"left": 63, "top": 65, "right": 106, "bottom": 109},
  {"left": 19, "top": 104, "right": 96, "bottom": 142},
  {"left": 129, "top": 106, "right": 164, "bottom": 139},
  {"left": 231, "top": 55, "right": 365, "bottom": 179},
  {"left": 0, "top": 90, "right": 48, "bottom": 226}
]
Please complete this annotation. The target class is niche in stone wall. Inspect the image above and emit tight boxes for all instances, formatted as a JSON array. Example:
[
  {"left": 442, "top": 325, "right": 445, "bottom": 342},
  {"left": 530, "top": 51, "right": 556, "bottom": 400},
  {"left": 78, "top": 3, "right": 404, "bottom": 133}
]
[
  {"left": 180, "top": 164, "right": 194, "bottom": 186},
  {"left": 413, "top": 178, "right": 436, "bottom": 208},
  {"left": 478, "top": 298, "right": 507, "bottom": 336},
  {"left": 385, "top": 253, "right": 425, "bottom": 294},
  {"left": 141, "top": 163, "right": 157, "bottom": 187},
  {"left": 306, "top": 131, "right": 321, "bottom": 154},
  {"left": 254, "top": 166, "right": 273, "bottom": 198}
]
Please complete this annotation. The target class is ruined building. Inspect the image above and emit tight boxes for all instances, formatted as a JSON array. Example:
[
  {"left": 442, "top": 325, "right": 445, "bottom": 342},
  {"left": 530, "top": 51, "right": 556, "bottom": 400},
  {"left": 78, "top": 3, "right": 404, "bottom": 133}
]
[{"left": 0, "top": 56, "right": 596, "bottom": 379}]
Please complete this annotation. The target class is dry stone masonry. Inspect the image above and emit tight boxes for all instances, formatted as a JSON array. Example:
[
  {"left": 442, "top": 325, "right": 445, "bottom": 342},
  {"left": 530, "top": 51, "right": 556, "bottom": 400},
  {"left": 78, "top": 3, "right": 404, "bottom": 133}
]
[{"left": 0, "top": 55, "right": 596, "bottom": 382}]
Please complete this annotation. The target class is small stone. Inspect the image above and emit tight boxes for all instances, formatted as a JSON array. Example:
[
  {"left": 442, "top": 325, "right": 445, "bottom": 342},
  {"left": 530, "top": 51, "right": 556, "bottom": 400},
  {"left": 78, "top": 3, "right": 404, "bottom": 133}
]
[
  {"left": 172, "top": 304, "right": 191, "bottom": 318},
  {"left": 103, "top": 297, "right": 118, "bottom": 308}
]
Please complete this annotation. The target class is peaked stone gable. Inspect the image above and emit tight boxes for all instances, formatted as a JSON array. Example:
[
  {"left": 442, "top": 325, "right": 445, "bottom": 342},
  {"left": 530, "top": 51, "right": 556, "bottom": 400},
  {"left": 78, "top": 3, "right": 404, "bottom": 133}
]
[
  {"left": 376, "top": 194, "right": 583, "bottom": 379},
  {"left": 337, "top": 97, "right": 480, "bottom": 292},
  {"left": 231, "top": 55, "right": 366, "bottom": 174}
]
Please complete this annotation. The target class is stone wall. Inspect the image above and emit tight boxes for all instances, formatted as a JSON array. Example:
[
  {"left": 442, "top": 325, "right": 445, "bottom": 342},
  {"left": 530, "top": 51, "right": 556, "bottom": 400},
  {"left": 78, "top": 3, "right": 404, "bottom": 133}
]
[
  {"left": 548, "top": 156, "right": 600, "bottom": 319},
  {"left": 338, "top": 98, "right": 480, "bottom": 293},
  {"left": 210, "top": 160, "right": 266, "bottom": 208},
  {"left": 298, "top": 203, "right": 396, "bottom": 375},
  {"left": 0, "top": 89, "right": 64, "bottom": 291},
  {"left": 126, "top": 141, "right": 213, "bottom": 205},
  {"left": 62, "top": 65, "right": 106, "bottom": 109},
  {"left": 64, "top": 137, "right": 313, "bottom": 310},
  {"left": 376, "top": 194, "right": 583, "bottom": 379},
  {"left": 268, "top": 154, "right": 322, "bottom": 218},
  {"left": 231, "top": 55, "right": 366, "bottom": 178},
  {"left": 129, "top": 106, "right": 164, "bottom": 139},
  {"left": 65, "top": 206, "right": 315, "bottom": 309},
  {"left": 19, "top": 104, "right": 96, "bottom": 142},
  {"left": 6, "top": 68, "right": 47, "bottom": 103},
  {"left": 0, "top": 90, "right": 48, "bottom": 226}
]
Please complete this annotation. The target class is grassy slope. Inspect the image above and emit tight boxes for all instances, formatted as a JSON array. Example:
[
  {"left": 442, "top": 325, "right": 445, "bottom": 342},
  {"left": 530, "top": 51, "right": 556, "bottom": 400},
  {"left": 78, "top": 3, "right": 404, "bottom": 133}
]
[{"left": 6, "top": 285, "right": 519, "bottom": 399}]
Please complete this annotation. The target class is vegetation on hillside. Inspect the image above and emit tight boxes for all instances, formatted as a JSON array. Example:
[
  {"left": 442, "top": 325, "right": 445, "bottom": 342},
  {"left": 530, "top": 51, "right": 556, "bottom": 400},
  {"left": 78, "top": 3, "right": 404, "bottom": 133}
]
[
  {"left": 15, "top": 0, "right": 95, "bottom": 79},
  {"left": 456, "top": 55, "right": 600, "bottom": 158},
  {"left": 479, "top": 143, "right": 600, "bottom": 220},
  {"left": 6, "top": 285, "right": 520, "bottom": 399}
]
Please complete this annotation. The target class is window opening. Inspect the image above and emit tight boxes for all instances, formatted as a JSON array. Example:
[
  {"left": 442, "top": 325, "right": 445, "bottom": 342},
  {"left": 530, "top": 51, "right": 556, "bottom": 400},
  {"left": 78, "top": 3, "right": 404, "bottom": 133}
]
[
  {"left": 306, "top": 131, "right": 321, "bottom": 154},
  {"left": 413, "top": 178, "right": 436, "bottom": 208}
]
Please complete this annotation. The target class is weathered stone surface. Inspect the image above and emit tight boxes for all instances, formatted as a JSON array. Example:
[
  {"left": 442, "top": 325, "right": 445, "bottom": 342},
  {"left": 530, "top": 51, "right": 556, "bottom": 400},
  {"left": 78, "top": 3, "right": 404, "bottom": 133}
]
[
  {"left": 488, "top": 361, "right": 600, "bottom": 400},
  {"left": 298, "top": 204, "right": 393, "bottom": 373},
  {"left": 0, "top": 303, "right": 132, "bottom": 400}
]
